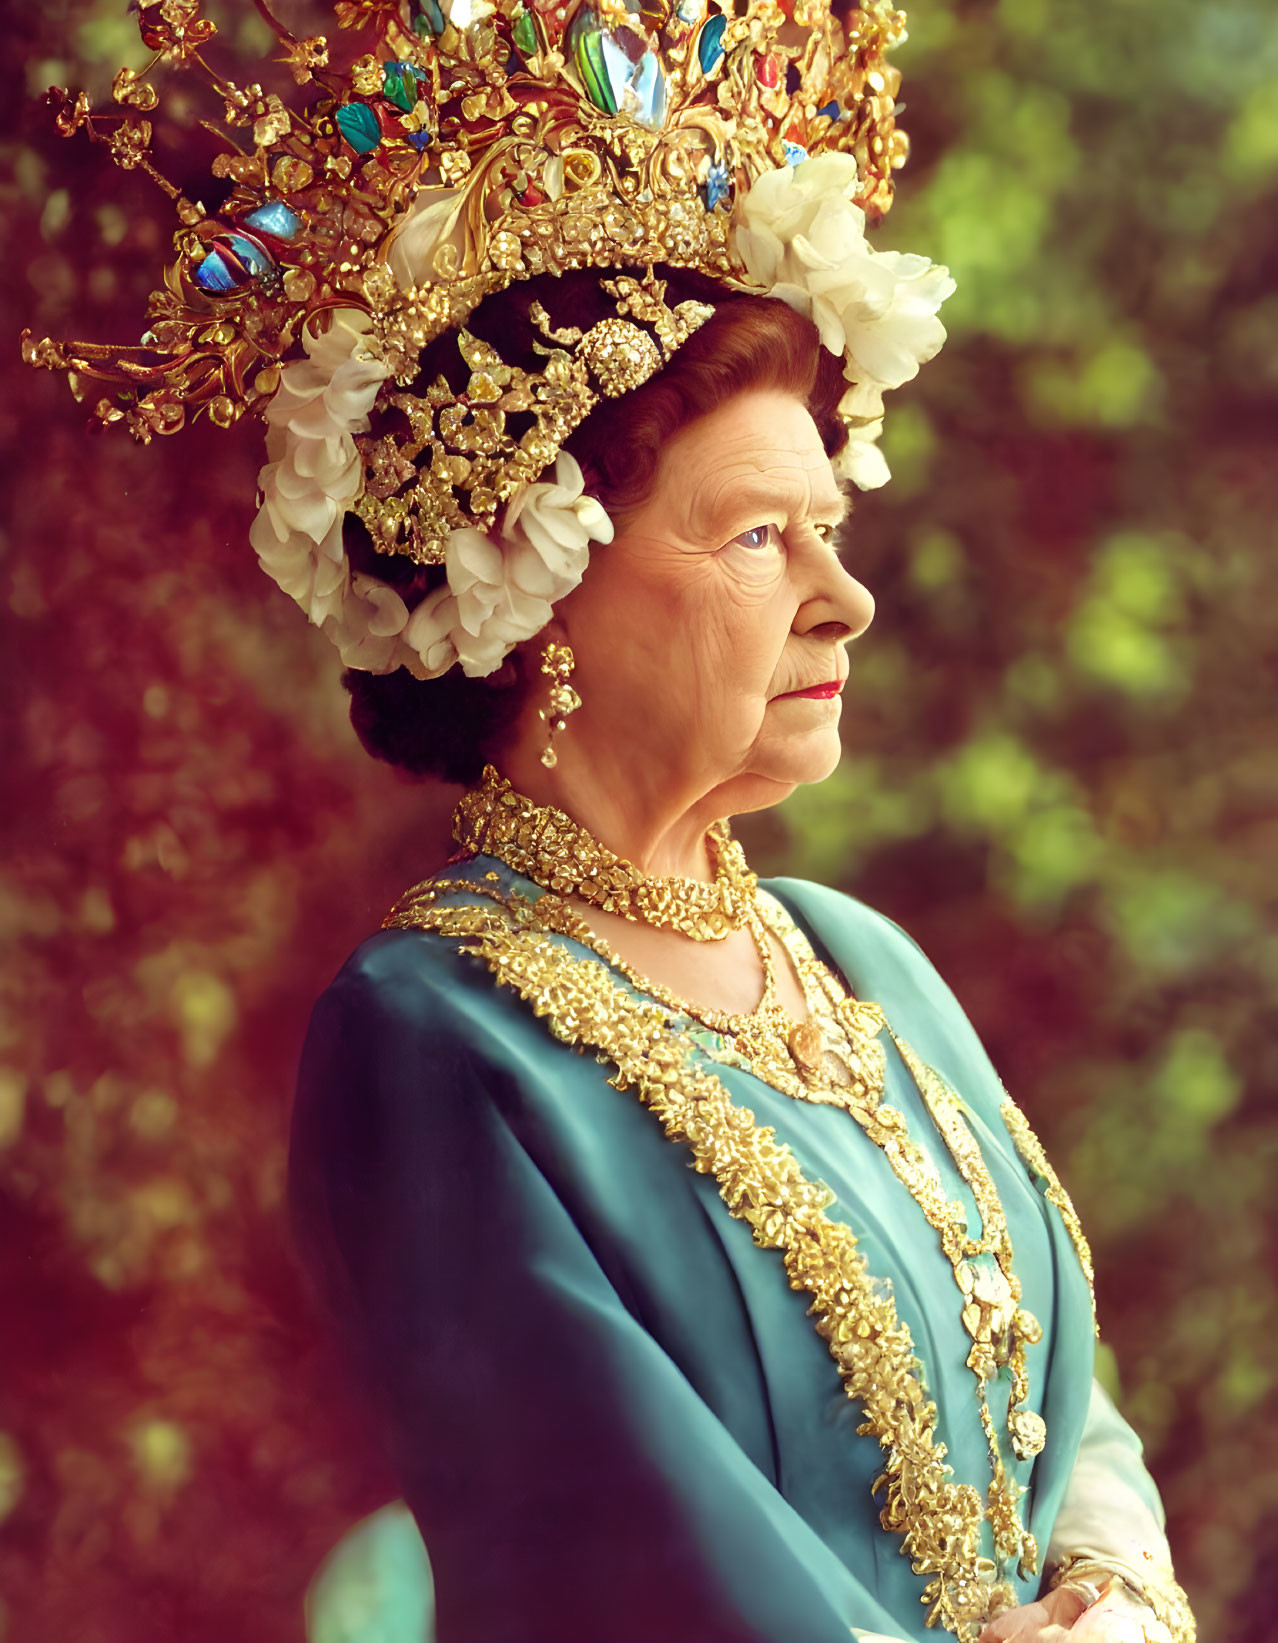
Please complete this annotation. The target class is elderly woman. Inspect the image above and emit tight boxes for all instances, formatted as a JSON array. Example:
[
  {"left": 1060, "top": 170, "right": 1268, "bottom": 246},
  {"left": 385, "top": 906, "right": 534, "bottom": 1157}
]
[
  {"left": 25, "top": 1, "right": 1196, "bottom": 1639},
  {"left": 286, "top": 268, "right": 1191, "bottom": 1643}
]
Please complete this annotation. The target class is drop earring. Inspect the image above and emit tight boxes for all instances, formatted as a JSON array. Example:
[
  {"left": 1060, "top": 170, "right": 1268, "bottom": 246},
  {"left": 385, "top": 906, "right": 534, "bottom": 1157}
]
[{"left": 539, "top": 642, "right": 580, "bottom": 768}]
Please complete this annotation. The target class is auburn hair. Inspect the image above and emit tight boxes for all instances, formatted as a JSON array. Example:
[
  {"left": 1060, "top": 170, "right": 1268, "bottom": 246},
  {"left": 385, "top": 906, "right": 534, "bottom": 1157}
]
[{"left": 344, "top": 265, "right": 848, "bottom": 782}]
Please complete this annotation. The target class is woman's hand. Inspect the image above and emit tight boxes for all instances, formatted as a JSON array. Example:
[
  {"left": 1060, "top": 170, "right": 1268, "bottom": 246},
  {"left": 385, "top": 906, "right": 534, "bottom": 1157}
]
[
  {"left": 978, "top": 1582, "right": 1154, "bottom": 1643},
  {"left": 978, "top": 1584, "right": 1089, "bottom": 1643}
]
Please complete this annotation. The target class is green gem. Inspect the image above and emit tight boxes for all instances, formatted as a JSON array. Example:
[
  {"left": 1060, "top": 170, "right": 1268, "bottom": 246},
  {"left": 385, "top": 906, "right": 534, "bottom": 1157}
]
[
  {"left": 382, "top": 61, "right": 419, "bottom": 113},
  {"left": 512, "top": 8, "right": 537, "bottom": 58},
  {"left": 568, "top": 10, "right": 617, "bottom": 116}
]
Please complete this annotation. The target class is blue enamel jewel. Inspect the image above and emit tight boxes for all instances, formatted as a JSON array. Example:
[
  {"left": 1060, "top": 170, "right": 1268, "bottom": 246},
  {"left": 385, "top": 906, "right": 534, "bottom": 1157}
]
[
  {"left": 192, "top": 232, "right": 274, "bottom": 295},
  {"left": 697, "top": 13, "right": 726, "bottom": 75},
  {"left": 702, "top": 160, "right": 730, "bottom": 212},
  {"left": 241, "top": 201, "right": 301, "bottom": 240}
]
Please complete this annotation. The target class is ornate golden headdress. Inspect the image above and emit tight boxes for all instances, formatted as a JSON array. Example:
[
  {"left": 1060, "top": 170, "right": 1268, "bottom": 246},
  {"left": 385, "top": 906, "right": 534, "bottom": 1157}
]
[{"left": 22, "top": 0, "right": 953, "bottom": 679}]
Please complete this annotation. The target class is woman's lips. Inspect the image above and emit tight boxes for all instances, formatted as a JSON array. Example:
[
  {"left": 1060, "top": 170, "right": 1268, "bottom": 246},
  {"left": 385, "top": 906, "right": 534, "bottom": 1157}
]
[{"left": 778, "top": 680, "right": 844, "bottom": 700}]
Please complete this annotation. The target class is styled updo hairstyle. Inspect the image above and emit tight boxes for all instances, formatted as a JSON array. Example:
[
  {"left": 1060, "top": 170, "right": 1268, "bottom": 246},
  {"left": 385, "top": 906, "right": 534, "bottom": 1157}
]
[{"left": 344, "top": 264, "right": 849, "bottom": 782}]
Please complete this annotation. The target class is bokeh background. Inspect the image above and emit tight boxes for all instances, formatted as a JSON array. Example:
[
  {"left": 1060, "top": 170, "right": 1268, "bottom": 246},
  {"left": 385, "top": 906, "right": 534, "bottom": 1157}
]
[{"left": 3, "top": 1, "right": 1276, "bottom": 1639}]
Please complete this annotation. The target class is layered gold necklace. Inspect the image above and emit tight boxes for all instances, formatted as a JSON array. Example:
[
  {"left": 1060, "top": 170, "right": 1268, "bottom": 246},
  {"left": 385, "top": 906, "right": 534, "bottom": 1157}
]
[
  {"left": 453, "top": 764, "right": 758, "bottom": 940},
  {"left": 445, "top": 773, "right": 1056, "bottom": 1591}
]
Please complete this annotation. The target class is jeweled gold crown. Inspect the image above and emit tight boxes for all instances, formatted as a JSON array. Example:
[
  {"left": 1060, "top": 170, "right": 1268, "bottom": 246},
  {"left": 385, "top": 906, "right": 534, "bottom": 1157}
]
[
  {"left": 22, "top": 0, "right": 946, "bottom": 679},
  {"left": 23, "top": 0, "right": 907, "bottom": 436}
]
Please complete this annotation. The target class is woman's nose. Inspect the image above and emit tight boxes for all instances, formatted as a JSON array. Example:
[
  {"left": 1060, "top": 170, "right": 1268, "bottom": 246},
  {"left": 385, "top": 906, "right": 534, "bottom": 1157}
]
[{"left": 800, "top": 550, "right": 875, "bottom": 642}]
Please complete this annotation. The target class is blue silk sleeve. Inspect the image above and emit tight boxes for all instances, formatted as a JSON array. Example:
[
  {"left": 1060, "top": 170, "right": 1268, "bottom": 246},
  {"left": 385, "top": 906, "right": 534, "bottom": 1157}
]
[{"left": 289, "top": 931, "right": 914, "bottom": 1642}]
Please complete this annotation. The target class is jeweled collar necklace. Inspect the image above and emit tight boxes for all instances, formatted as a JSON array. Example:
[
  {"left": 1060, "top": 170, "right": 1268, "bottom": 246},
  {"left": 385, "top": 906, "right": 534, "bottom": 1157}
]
[{"left": 452, "top": 765, "right": 758, "bottom": 942}]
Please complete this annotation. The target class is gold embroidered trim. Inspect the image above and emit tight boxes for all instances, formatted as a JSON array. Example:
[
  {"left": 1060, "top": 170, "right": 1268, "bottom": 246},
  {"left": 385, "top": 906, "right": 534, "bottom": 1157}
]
[
  {"left": 997, "top": 1097, "right": 1098, "bottom": 1336},
  {"left": 385, "top": 879, "right": 1013, "bottom": 1639}
]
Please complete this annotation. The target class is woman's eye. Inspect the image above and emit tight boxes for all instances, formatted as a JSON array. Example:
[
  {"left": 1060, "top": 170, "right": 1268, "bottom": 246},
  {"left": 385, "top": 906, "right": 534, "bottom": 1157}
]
[{"left": 730, "top": 524, "right": 778, "bottom": 551}]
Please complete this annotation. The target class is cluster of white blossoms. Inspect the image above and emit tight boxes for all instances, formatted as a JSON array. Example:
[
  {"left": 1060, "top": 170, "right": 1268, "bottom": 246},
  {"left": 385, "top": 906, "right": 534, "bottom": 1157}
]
[
  {"left": 250, "top": 153, "right": 953, "bottom": 678},
  {"left": 248, "top": 312, "right": 610, "bottom": 679},
  {"left": 733, "top": 152, "right": 957, "bottom": 491}
]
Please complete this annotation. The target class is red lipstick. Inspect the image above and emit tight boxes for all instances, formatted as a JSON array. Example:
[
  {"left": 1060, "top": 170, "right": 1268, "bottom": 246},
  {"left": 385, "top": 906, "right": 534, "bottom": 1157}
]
[{"left": 780, "top": 680, "right": 844, "bottom": 700}]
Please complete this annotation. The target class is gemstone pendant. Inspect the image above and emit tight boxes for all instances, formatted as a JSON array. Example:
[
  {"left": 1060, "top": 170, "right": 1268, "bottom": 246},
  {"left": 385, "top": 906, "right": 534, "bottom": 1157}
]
[{"left": 787, "top": 1020, "right": 825, "bottom": 1081}]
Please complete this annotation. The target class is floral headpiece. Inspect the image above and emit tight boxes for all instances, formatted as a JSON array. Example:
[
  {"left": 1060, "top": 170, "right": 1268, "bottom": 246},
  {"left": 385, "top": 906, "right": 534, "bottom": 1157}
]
[{"left": 22, "top": 0, "right": 955, "bottom": 679}]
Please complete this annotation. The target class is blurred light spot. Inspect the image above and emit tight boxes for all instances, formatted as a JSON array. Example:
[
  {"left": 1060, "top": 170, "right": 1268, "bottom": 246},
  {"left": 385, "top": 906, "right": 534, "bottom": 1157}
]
[
  {"left": 40, "top": 189, "right": 70, "bottom": 243},
  {"left": 1025, "top": 340, "right": 1163, "bottom": 428},
  {"left": 95, "top": 203, "right": 129, "bottom": 247},
  {"left": 878, "top": 403, "right": 936, "bottom": 497},
  {"left": 1001, "top": 803, "right": 1102, "bottom": 911},
  {"left": 1222, "top": 294, "right": 1278, "bottom": 390},
  {"left": 43, "top": 1070, "right": 75, "bottom": 1110},
  {"left": 0, "top": 1072, "right": 27, "bottom": 1150},
  {"left": 908, "top": 527, "right": 964, "bottom": 592},
  {"left": 126, "top": 1419, "right": 192, "bottom": 1494},
  {"left": 88, "top": 267, "right": 119, "bottom": 305},
  {"left": 129, "top": 1089, "right": 177, "bottom": 1142},
  {"left": 1155, "top": 1028, "right": 1242, "bottom": 1124},
  {"left": 1109, "top": 873, "right": 1259, "bottom": 977},
  {"left": 1067, "top": 534, "right": 1188, "bottom": 698},
  {"left": 1223, "top": 79, "right": 1278, "bottom": 183},
  {"left": 143, "top": 683, "right": 170, "bottom": 720},
  {"left": 131, "top": 1177, "right": 194, "bottom": 1230},
  {"left": 25, "top": 59, "right": 67, "bottom": 100},
  {"left": 940, "top": 733, "right": 1049, "bottom": 832},
  {"left": 1067, "top": 603, "right": 1180, "bottom": 697},
  {"left": 0, "top": 1433, "right": 24, "bottom": 1525},
  {"left": 1218, "top": 1355, "right": 1270, "bottom": 1415},
  {"left": 1003, "top": 653, "right": 1062, "bottom": 712},
  {"left": 999, "top": 0, "right": 1048, "bottom": 35},
  {"left": 7, "top": 563, "right": 47, "bottom": 619},
  {"left": 171, "top": 971, "right": 237, "bottom": 1067},
  {"left": 78, "top": 886, "right": 116, "bottom": 935}
]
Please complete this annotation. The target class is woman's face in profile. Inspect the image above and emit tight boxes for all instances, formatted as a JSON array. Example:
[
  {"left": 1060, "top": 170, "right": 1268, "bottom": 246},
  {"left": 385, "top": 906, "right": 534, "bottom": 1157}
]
[{"left": 552, "top": 389, "right": 876, "bottom": 811}]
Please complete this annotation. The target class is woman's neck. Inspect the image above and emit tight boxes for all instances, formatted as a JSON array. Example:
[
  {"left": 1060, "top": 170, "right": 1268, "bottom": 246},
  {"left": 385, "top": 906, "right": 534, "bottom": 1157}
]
[{"left": 500, "top": 740, "right": 725, "bottom": 882}]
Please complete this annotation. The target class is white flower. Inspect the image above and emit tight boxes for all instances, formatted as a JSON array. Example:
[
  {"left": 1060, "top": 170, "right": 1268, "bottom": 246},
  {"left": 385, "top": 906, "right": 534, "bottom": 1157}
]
[
  {"left": 387, "top": 187, "right": 469, "bottom": 289},
  {"left": 442, "top": 0, "right": 494, "bottom": 27},
  {"left": 251, "top": 328, "right": 613, "bottom": 681},
  {"left": 731, "top": 152, "right": 956, "bottom": 487},
  {"left": 444, "top": 452, "right": 614, "bottom": 677},
  {"left": 249, "top": 310, "right": 426, "bottom": 668}
]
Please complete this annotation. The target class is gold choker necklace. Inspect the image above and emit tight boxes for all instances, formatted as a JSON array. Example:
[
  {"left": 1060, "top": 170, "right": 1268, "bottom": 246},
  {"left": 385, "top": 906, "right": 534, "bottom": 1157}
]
[{"left": 452, "top": 766, "right": 758, "bottom": 941}]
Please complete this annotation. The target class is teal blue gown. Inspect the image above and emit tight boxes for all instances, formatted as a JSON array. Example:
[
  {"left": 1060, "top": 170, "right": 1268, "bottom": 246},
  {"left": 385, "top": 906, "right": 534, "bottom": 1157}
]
[{"left": 288, "top": 862, "right": 1108, "bottom": 1642}]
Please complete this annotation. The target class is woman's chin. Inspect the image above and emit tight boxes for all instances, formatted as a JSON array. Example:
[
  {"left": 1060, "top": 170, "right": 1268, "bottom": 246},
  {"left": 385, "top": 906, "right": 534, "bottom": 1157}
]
[{"left": 741, "top": 728, "right": 845, "bottom": 794}]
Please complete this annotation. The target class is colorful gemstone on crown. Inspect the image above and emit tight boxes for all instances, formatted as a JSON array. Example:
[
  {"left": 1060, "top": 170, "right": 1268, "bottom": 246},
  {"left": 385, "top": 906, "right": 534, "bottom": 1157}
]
[
  {"left": 24, "top": 0, "right": 911, "bottom": 438},
  {"left": 192, "top": 232, "right": 275, "bottom": 295}
]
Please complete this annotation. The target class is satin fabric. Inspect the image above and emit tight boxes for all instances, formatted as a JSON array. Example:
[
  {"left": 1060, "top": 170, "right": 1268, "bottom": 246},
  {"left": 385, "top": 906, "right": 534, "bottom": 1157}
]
[{"left": 289, "top": 865, "right": 1098, "bottom": 1641}]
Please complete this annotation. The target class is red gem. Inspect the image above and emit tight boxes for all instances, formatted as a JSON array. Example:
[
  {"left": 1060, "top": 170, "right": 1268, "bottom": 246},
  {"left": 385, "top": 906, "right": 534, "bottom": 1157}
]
[{"left": 755, "top": 52, "right": 779, "bottom": 89}]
